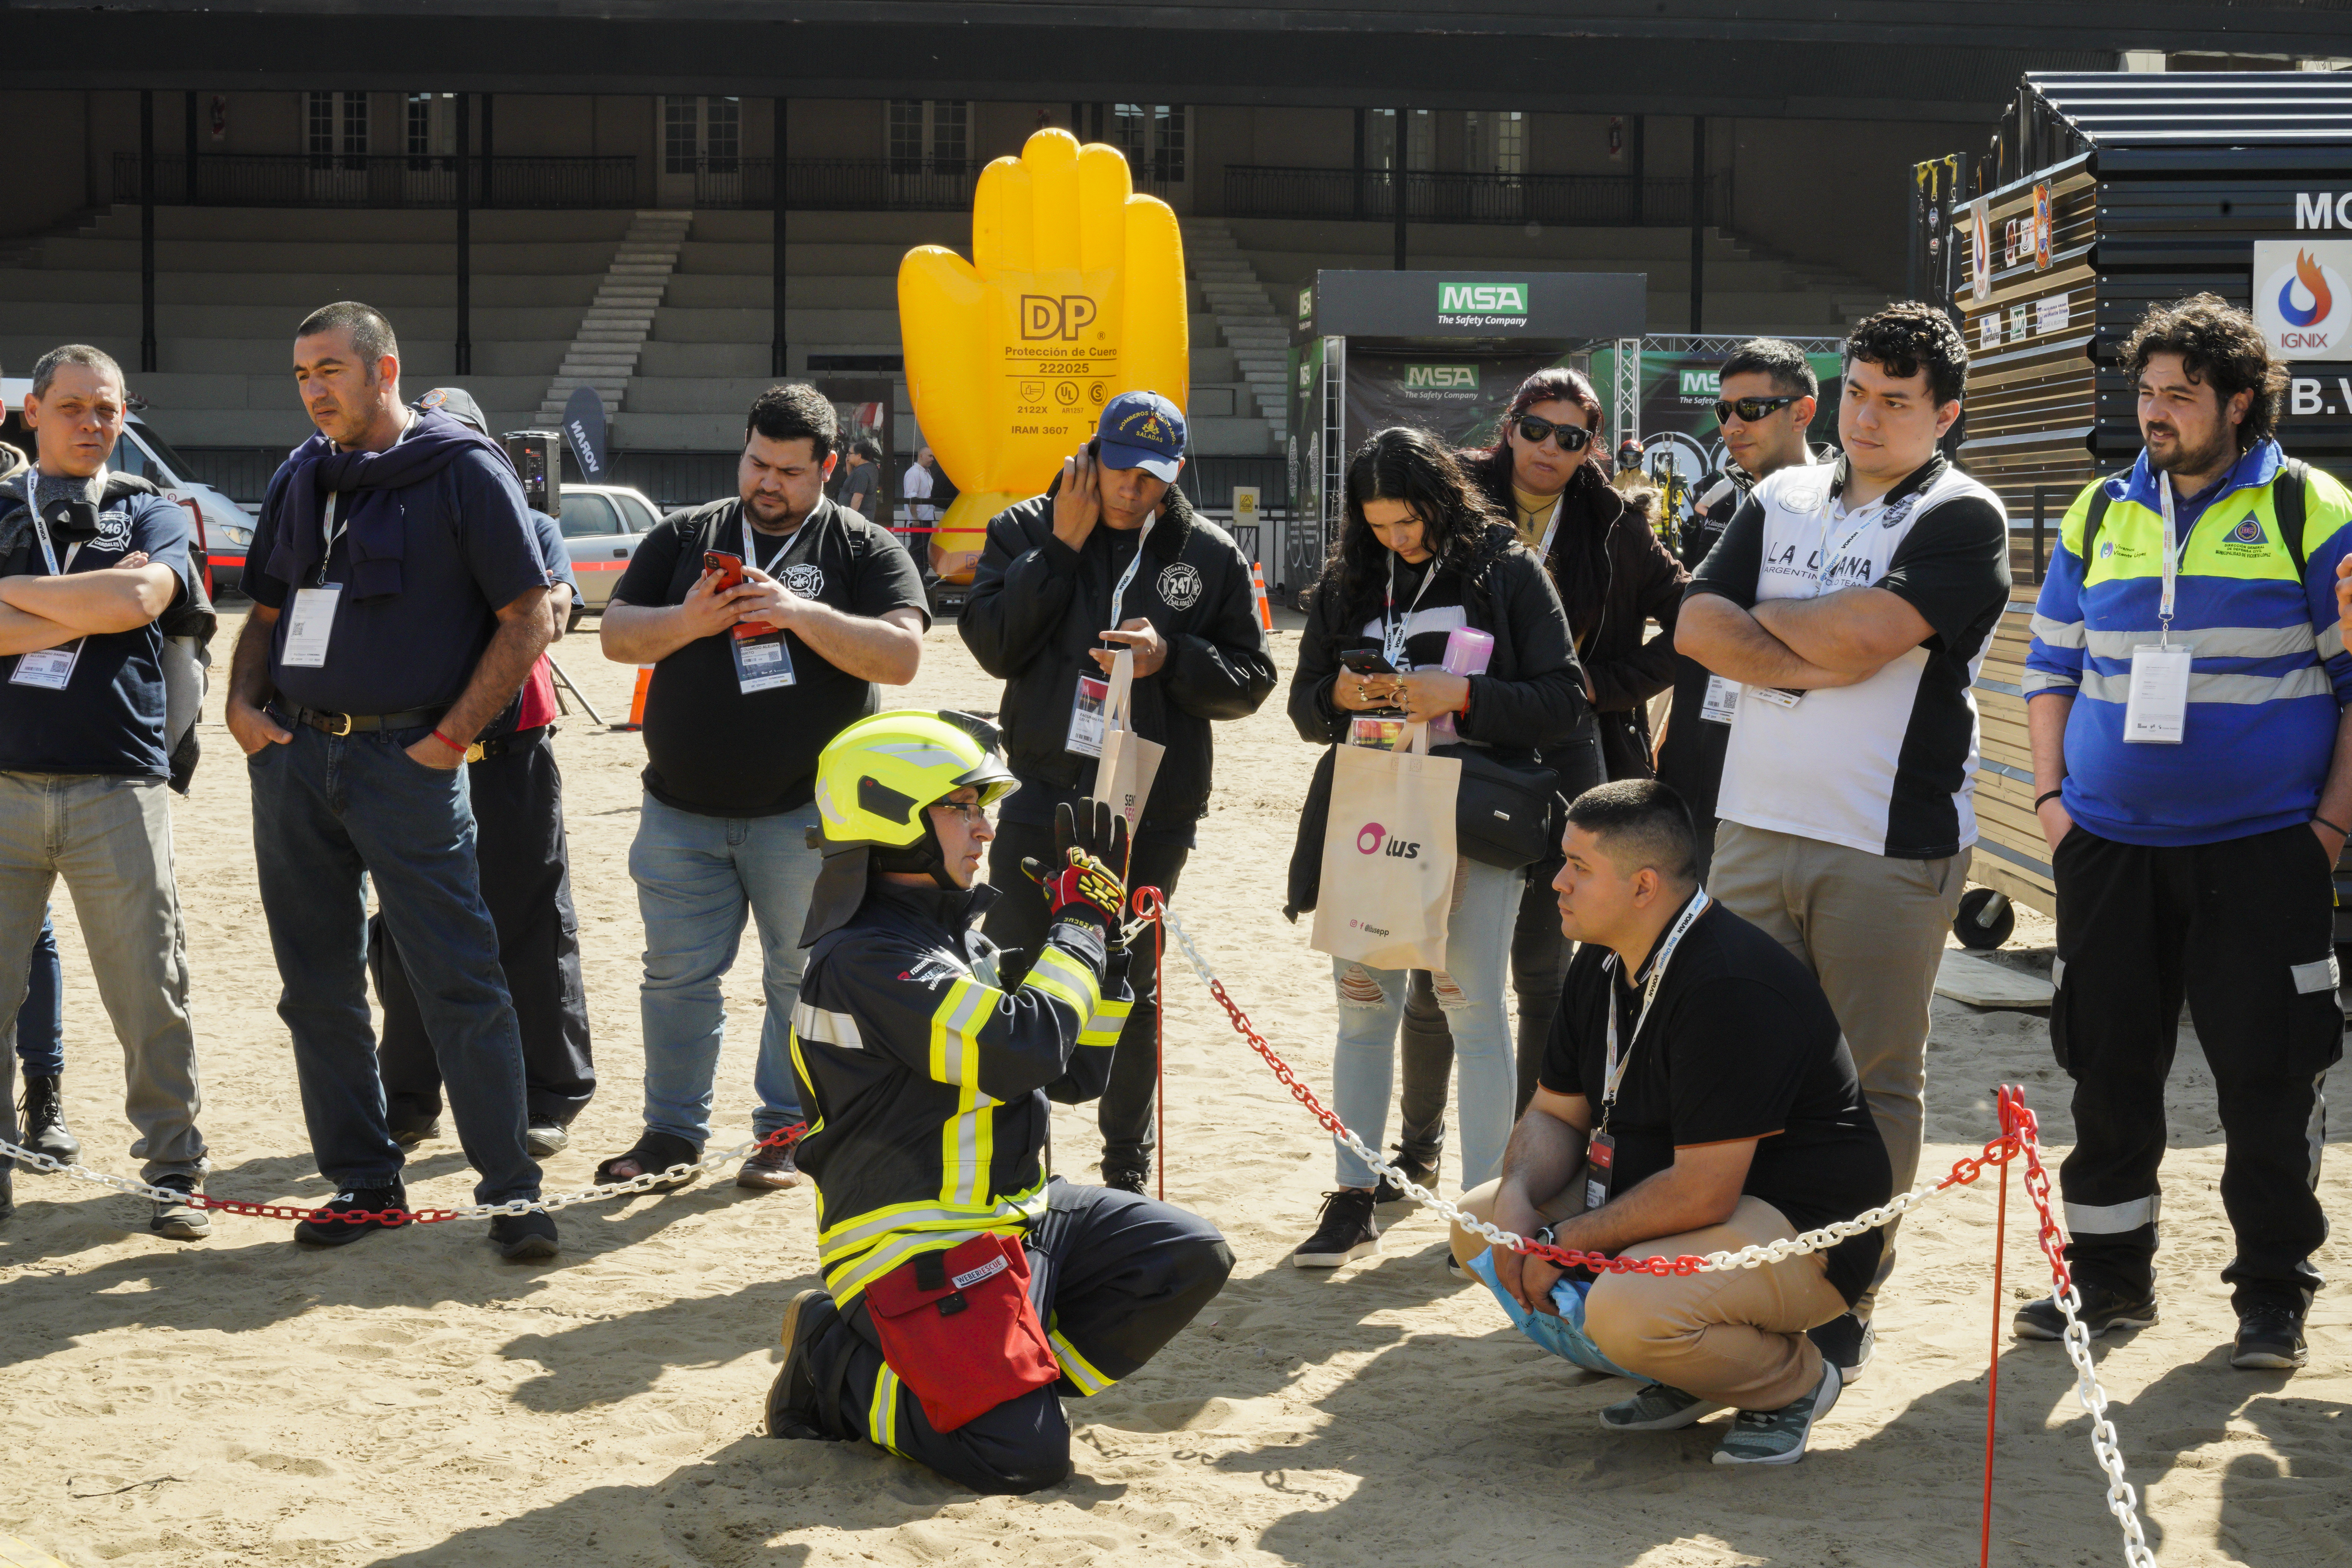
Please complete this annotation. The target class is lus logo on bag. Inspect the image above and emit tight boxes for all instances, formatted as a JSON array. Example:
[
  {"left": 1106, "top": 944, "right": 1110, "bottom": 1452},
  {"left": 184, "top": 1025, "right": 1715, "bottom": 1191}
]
[{"left": 1355, "top": 822, "right": 1420, "bottom": 858}]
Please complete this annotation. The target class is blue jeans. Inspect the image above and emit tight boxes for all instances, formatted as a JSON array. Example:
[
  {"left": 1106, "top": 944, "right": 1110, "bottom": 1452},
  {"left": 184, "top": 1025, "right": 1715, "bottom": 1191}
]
[
  {"left": 1330, "top": 856, "right": 1521, "bottom": 1190},
  {"left": 249, "top": 722, "right": 539, "bottom": 1204},
  {"left": 628, "top": 793, "right": 817, "bottom": 1146},
  {"left": 13, "top": 908, "right": 59, "bottom": 1076}
]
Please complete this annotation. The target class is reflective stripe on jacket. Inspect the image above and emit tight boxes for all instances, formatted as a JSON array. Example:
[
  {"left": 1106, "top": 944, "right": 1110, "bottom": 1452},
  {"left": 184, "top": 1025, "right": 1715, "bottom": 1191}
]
[{"left": 2024, "top": 440, "right": 2352, "bottom": 846}]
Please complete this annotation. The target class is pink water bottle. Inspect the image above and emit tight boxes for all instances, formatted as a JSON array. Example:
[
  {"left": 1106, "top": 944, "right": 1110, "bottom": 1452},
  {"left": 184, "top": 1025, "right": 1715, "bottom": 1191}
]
[{"left": 1428, "top": 626, "right": 1494, "bottom": 743}]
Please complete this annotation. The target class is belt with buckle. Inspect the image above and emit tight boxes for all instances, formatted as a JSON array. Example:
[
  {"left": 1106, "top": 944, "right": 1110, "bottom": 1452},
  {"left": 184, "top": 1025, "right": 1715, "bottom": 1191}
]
[{"left": 287, "top": 704, "right": 448, "bottom": 739}]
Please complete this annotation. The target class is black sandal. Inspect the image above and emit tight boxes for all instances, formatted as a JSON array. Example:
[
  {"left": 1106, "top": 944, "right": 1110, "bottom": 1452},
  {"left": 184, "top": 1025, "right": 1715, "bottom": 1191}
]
[{"left": 593, "top": 1132, "right": 705, "bottom": 1193}]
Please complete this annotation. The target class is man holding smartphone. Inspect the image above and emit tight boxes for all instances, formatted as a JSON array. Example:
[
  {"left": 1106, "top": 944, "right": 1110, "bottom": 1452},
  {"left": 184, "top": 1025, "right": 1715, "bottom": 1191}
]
[
  {"left": 596, "top": 385, "right": 928, "bottom": 1193},
  {"left": 960, "top": 393, "right": 1276, "bottom": 1193}
]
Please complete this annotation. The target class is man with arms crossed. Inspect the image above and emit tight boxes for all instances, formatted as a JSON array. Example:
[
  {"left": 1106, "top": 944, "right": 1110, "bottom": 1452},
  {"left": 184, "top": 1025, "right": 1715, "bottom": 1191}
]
[
  {"left": 1675, "top": 303, "right": 2009, "bottom": 1378},
  {"left": 595, "top": 385, "right": 926, "bottom": 1191},
  {"left": 0, "top": 345, "right": 210, "bottom": 1237},
  {"left": 2033, "top": 294, "right": 2352, "bottom": 1369},
  {"left": 1450, "top": 781, "right": 1890, "bottom": 1466},
  {"left": 229, "top": 302, "right": 558, "bottom": 1258}
]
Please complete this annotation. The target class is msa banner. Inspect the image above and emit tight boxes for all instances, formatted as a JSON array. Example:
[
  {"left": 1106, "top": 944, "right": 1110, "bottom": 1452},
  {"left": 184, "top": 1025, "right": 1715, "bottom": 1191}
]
[{"left": 1344, "top": 350, "right": 1572, "bottom": 452}]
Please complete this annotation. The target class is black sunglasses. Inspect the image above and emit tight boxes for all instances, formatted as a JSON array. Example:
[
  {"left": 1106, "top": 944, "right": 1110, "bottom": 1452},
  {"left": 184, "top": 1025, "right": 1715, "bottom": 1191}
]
[
  {"left": 1514, "top": 414, "right": 1593, "bottom": 452},
  {"left": 1713, "top": 395, "right": 1803, "bottom": 425}
]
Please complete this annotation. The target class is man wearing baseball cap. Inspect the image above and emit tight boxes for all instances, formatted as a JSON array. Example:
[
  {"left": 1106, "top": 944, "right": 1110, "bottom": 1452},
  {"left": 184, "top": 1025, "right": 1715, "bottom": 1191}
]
[{"left": 961, "top": 391, "right": 1276, "bottom": 1193}]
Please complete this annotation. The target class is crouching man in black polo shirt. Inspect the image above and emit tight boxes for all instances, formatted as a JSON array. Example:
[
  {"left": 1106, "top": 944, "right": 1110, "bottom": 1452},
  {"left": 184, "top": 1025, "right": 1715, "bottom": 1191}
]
[
  {"left": 227, "top": 302, "right": 559, "bottom": 1259},
  {"left": 1448, "top": 780, "right": 1891, "bottom": 1466}
]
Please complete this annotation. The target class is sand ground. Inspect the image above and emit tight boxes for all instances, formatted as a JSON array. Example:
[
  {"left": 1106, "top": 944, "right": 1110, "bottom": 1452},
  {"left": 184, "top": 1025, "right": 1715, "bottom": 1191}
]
[{"left": 0, "top": 606, "right": 2345, "bottom": 1567}]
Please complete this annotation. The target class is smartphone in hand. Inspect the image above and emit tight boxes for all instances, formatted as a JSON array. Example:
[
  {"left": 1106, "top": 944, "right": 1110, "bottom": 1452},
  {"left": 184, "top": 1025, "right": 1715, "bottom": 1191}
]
[
  {"left": 1340, "top": 647, "right": 1398, "bottom": 676},
  {"left": 703, "top": 550, "right": 746, "bottom": 592}
]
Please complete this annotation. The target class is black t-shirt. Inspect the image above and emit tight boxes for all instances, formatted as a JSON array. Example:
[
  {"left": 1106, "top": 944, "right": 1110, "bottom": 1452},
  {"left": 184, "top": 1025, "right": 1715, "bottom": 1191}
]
[
  {"left": 0, "top": 487, "right": 195, "bottom": 777},
  {"left": 614, "top": 496, "right": 929, "bottom": 817},
  {"left": 1539, "top": 897, "right": 1892, "bottom": 1304}
]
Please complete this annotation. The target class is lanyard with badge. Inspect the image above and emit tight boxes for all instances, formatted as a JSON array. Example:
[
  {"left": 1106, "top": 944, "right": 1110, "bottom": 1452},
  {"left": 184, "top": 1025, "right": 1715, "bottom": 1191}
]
[
  {"left": 1584, "top": 890, "right": 1712, "bottom": 1212},
  {"left": 1381, "top": 549, "right": 1439, "bottom": 672},
  {"left": 729, "top": 515, "right": 799, "bottom": 694},
  {"left": 8, "top": 503, "right": 90, "bottom": 690},
  {"left": 2124, "top": 479, "right": 2196, "bottom": 744},
  {"left": 1066, "top": 513, "right": 1158, "bottom": 757},
  {"left": 280, "top": 491, "right": 351, "bottom": 668}
]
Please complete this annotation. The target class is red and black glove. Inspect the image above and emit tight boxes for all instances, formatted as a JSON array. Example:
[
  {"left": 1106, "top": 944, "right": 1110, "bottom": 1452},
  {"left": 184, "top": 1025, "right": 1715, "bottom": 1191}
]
[{"left": 1022, "top": 799, "right": 1131, "bottom": 936}]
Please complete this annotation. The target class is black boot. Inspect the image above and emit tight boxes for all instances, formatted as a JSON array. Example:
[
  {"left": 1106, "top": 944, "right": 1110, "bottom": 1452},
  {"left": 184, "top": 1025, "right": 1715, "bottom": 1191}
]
[{"left": 19, "top": 1074, "right": 77, "bottom": 1166}]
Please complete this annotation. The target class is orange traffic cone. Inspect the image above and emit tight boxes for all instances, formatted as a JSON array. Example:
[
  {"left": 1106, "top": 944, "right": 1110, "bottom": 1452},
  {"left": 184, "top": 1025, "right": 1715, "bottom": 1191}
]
[
  {"left": 612, "top": 664, "right": 652, "bottom": 732},
  {"left": 1250, "top": 562, "right": 1274, "bottom": 633}
]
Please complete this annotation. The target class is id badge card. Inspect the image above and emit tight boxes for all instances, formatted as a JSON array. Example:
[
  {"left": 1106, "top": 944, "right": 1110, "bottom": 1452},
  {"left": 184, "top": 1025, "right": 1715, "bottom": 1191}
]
[
  {"left": 1748, "top": 685, "right": 1804, "bottom": 710},
  {"left": 730, "top": 629, "right": 795, "bottom": 693},
  {"left": 1347, "top": 716, "right": 1406, "bottom": 750},
  {"left": 8, "top": 639, "right": 82, "bottom": 690},
  {"left": 1065, "top": 674, "right": 1109, "bottom": 757},
  {"left": 1700, "top": 674, "right": 1740, "bottom": 725},
  {"left": 2124, "top": 643, "right": 2192, "bottom": 744},
  {"left": 1582, "top": 1130, "right": 1617, "bottom": 1213},
  {"left": 282, "top": 584, "right": 342, "bottom": 668}
]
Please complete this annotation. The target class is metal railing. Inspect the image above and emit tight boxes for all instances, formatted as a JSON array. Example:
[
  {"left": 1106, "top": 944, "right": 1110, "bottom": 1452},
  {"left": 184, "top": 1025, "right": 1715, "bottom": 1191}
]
[
  {"left": 113, "top": 154, "right": 638, "bottom": 209},
  {"left": 1221, "top": 166, "right": 1731, "bottom": 227},
  {"left": 684, "top": 157, "right": 1181, "bottom": 211}
]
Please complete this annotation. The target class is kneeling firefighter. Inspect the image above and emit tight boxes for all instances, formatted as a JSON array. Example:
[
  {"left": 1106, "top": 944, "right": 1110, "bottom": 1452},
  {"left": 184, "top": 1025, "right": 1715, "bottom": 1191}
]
[{"left": 766, "top": 709, "right": 1234, "bottom": 1493}]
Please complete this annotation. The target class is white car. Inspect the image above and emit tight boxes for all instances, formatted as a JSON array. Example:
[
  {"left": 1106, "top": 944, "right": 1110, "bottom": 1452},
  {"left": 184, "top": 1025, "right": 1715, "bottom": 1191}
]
[
  {"left": 0, "top": 378, "right": 254, "bottom": 593},
  {"left": 557, "top": 482, "right": 664, "bottom": 623}
]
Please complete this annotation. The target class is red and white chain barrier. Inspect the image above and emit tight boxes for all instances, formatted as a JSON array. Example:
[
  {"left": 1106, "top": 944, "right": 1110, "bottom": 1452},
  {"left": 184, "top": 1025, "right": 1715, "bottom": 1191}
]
[
  {"left": 0, "top": 1127, "right": 804, "bottom": 1227},
  {"left": 1141, "top": 893, "right": 2156, "bottom": 1566}
]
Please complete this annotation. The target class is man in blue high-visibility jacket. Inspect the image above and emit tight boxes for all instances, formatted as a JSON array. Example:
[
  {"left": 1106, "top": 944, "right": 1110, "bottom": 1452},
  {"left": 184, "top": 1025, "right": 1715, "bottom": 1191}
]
[{"left": 2024, "top": 292, "right": 2352, "bottom": 1372}]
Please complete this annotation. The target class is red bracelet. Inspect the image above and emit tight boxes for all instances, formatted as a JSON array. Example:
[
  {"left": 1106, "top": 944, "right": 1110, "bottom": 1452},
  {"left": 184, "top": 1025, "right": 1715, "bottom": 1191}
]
[{"left": 432, "top": 729, "right": 466, "bottom": 753}]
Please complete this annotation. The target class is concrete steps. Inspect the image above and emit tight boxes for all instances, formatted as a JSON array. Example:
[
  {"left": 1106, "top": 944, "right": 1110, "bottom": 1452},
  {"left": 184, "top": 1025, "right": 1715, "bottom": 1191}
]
[
  {"left": 534, "top": 210, "right": 693, "bottom": 425},
  {"left": 1181, "top": 217, "right": 1286, "bottom": 452}
]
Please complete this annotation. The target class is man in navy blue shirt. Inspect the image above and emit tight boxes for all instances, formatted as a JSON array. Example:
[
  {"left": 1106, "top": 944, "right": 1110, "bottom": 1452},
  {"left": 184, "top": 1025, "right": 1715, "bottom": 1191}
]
[
  {"left": 226, "top": 302, "right": 560, "bottom": 1260},
  {"left": 0, "top": 344, "right": 210, "bottom": 1238}
]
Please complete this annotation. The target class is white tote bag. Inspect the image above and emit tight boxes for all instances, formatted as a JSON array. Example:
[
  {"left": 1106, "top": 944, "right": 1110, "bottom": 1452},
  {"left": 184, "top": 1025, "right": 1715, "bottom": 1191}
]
[
  {"left": 1091, "top": 648, "right": 1166, "bottom": 839},
  {"left": 1309, "top": 722, "right": 1461, "bottom": 972}
]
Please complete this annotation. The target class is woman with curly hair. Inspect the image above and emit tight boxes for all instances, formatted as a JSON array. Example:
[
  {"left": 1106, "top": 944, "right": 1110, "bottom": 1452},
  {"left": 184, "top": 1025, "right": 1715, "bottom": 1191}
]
[{"left": 1280, "top": 426, "right": 1586, "bottom": 1269}]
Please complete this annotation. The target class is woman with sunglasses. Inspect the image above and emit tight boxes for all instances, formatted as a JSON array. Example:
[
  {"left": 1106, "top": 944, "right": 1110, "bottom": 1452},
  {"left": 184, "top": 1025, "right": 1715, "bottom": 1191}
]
[
  {"left": 1377, "top": 373, "right": 1690, "bottom": 1200},
  {"left": 1281, "top": 426, "right": 1585, "bottom": 1269}
]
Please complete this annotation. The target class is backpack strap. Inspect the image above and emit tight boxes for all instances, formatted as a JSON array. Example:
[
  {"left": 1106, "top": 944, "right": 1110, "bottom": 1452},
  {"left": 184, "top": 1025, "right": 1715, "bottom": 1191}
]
[
  {"left": 2079, "top": 475, "right": 2117, "bottom": 565},
  {"left": 2279, "top": 457, "right": 2309, "bottom": 579}
]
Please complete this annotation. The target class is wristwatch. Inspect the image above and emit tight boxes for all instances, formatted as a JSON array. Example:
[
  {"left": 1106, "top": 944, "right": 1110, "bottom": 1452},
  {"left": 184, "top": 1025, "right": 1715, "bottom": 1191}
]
[{"left": 1531, "top": 1224, "right": 1559, "bottom": 1249}]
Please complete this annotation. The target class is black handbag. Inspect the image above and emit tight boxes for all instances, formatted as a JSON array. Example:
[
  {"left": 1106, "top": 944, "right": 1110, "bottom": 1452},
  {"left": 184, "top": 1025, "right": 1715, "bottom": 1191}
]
[{"left": 1440, "top": 746, "right": 1560, "bottom": 869}]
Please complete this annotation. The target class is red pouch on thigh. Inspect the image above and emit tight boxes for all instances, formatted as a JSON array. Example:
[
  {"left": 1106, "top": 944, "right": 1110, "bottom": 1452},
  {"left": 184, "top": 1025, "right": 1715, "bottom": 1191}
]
[{"left": 864, "top": 1233, "right": 1060, "bottom": 1433}]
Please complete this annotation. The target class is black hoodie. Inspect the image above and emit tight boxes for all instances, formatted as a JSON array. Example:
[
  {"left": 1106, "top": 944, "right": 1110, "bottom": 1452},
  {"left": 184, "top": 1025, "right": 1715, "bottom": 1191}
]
[{"left": 959, "top": 479, "right": 1276, "bottom": 836}]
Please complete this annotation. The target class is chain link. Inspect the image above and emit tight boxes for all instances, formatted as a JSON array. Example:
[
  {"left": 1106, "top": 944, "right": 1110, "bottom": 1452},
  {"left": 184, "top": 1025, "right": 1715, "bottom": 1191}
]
[
  {"left": 0, "top": 1127, "right": 804, "bottom": 1227},
  {"left": 2002, "top": 1091, "right": 2158, "bottom": 1567},
  {"left": 1154, "top": 901, "right": 2158, "bottom": 1563}
]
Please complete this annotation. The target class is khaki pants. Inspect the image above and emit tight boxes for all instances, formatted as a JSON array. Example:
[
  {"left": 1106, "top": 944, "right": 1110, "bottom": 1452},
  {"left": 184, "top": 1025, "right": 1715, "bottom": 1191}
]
[
  {"left": 1707, "top": 820, "right": 1965, "bottom": 1318},
  {"left": 0, "top": 771, "right": 206, "bottom": 1181},
  {"left": 1451, "top": 1181, "right": 1845, "bottom": 1410}
]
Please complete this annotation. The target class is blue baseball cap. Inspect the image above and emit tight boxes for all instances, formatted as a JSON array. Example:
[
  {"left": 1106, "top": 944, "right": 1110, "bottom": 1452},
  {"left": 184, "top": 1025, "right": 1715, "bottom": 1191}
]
[{"left": 1096, "top": 391, "right": 1186, "bottom": 481}]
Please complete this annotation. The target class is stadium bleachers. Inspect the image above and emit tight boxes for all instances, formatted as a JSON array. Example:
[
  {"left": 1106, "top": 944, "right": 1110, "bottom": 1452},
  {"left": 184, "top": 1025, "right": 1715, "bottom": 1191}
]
[{"left": 0, "top": 200, "right": 1884, "bottom": 486}]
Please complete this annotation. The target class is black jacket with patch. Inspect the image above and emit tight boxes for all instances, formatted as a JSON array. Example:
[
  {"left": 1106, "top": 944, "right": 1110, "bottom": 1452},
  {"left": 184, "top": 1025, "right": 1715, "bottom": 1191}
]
[{"left": 959, "top": 480, "right": 1276, "bottom": 833}]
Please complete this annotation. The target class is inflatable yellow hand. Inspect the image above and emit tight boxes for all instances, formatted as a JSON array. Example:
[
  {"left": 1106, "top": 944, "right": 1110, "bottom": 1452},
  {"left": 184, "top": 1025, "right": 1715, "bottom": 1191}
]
[{"left": 899, "top": 129, "right": 1189, "bottom": 581}]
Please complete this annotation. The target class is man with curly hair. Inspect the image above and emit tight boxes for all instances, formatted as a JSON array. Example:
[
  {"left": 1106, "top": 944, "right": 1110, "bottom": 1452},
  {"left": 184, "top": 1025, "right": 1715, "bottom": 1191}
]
[
  {"left": 2025, "top": 293, "right": 2351, "bottom": 1371},
  {"left": 1676, "top": 302, "right": 2011, "bottom": 1382}
]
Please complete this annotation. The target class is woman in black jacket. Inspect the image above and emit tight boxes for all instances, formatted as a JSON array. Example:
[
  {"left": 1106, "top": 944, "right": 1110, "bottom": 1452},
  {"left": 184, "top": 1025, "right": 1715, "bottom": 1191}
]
[
  {"left": 1385, "top": 374, "right": 1690, "bottom": 1200},
  {"left": 1281, "top": 427, "right": 1586, "bottom": 1271}
]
